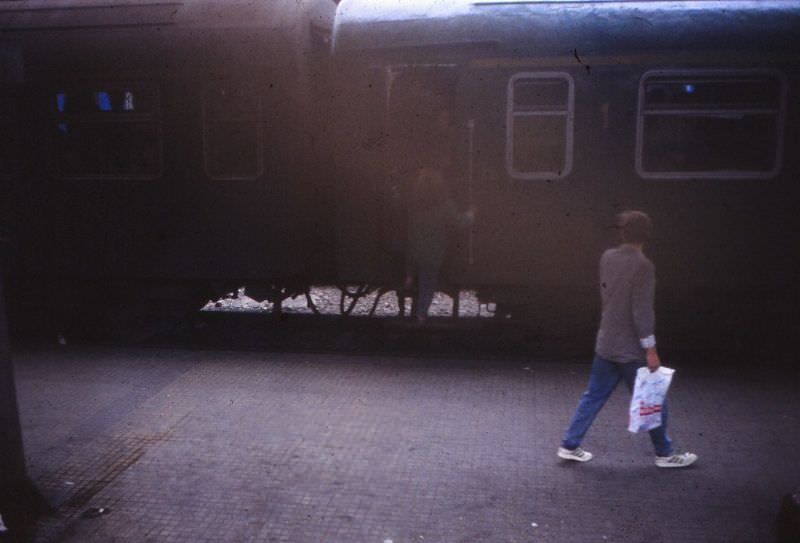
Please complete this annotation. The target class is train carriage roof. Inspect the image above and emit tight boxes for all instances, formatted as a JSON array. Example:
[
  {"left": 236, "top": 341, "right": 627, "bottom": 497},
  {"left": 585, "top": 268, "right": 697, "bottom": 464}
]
[
  {"left": 0, "top": 0, "right": 335, "bottom": 33},
  {"left": 333, "top": 0, "right": 800, "bottom": 62},
  {"left": 0, "top": 0, "right": 337, "bottom": 76}
]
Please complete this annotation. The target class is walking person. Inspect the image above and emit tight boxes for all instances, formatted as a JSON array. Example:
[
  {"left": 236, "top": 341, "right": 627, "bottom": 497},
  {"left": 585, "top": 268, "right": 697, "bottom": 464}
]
[{"left": 558, "top": 210, "right": 697, "bottom": 468}]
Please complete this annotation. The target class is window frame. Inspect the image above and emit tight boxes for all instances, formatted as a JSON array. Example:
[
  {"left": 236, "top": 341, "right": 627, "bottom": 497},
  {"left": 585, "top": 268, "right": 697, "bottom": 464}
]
[
  {"left": 505, "top": 71, "right": 575, "bottom": 180},
  {"left": 201, "top": 82, "right": 264, "bottom": 181},
  {"left": 635, "top": 68, "right": 787, "bottom": 180},
  {"left": 50, "top": 81, "right": 164, "bottom": 181}
]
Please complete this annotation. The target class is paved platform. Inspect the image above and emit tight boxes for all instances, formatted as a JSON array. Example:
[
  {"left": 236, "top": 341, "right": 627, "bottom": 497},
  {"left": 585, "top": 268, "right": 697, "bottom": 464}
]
[{"left": 9, "top": 344, "right": 800, "bottom": 542}]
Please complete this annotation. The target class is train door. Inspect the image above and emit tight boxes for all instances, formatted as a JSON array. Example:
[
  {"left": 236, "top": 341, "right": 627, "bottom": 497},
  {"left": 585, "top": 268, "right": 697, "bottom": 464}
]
[
  {"left": 381, "top": 66, "right": 462, "bottom": 279},
  {"left": 453, "top": 64, "right": 600, "bottom": 326},
  {"left": 333, "top": 64, "right": 463, "bottom": 286},
  {"left": 450, "top": 67, "right": 512, "bottom": 289}
]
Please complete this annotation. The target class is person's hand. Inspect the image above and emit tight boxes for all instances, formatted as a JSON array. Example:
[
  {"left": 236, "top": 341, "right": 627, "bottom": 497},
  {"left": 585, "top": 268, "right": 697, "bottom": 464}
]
[{"left": 646, "top": 347, "right": 661, "bottom": 372}]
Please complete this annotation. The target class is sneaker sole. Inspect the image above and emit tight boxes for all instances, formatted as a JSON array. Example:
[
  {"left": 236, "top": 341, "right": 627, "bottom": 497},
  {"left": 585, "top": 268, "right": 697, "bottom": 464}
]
[
  {"left": 655, "top": 456, "right": 697, "bottom": 468},
  {"left": 557, "top": 450, "right": 593, "bottom": 462}
]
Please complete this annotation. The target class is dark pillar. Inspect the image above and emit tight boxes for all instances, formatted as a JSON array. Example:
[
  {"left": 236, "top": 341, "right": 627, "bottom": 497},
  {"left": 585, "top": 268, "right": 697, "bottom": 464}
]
[
  {"left": 2, "top": 43, "right": 51, "bottom": 539},
  {"left": 0, "top": 259, "right": 50, "bottom": 538},
  {"left": 0, "top": 264, "right": 27, "bottom": 488},
  {"left": 0, "top": 43, "right": 28, "bottom": 487}
]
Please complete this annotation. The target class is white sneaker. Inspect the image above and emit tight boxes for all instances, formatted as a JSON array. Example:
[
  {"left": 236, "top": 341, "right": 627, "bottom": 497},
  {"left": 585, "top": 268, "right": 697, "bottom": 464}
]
[
  {"left": 557, "top": 446, "right": 593, "bottom": 462},
  {"left": 0, "top": 512, "right": 7, "bottom": 533},
  {"left": 655, "top": 452, "right": 698, "bottom": 468}
]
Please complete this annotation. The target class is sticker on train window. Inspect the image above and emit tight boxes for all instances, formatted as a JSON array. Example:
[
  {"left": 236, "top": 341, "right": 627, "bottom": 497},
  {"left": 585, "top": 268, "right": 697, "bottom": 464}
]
[
  {"left": 202, "top": 84, "right": 263, "bottom": 181},
  {"left": 636, "top": 70, "right": 786, "bottom": 179},
  {"left": 54, "top": 85, "right": 158, "bottom": 115},
  {"left": 506, "top": 73, "right": 574, "bottom": 180},
  {"left": 51, "top": 83, "right": 163, "bottom": 179}
]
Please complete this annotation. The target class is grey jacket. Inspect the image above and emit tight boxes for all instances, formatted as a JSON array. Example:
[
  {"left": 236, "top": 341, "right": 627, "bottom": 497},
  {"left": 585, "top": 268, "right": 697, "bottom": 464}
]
[{"left": 595, "top": 245, "right": 656, "bottom": 363}]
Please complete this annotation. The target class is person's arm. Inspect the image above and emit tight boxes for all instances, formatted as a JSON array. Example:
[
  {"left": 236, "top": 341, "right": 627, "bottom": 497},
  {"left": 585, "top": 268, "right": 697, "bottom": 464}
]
[{"left": 632, "top": 261, "right": 660, "bottom": 371}]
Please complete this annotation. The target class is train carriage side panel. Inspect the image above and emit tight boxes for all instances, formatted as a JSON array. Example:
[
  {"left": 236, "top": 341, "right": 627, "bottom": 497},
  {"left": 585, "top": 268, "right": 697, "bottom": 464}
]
[
  {"left": 1, "top": 0, "right": 336, "bottom": 335},
  {"left": 331, "top": 0, "right": 800, "bottom": 337}
]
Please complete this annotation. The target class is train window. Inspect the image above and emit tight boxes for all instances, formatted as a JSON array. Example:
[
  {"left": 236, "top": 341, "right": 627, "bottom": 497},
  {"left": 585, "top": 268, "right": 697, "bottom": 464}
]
[
  {"left": 506, "top": 73, "right": 574, "bottom": 180},
  {"left": 636, "top": 70, "right": 786, "bottom": 179},
  {"left": 202, "top": 85, "right": 263, "bottom": 180},
  {"left": 51, "top": 83, "right": 162, "bottom": 179}
]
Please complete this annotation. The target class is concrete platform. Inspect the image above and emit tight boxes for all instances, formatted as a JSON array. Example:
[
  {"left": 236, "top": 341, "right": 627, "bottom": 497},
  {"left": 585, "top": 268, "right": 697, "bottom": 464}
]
[{"left": 9, "top": 345, "right": 800, "bottom": 542}]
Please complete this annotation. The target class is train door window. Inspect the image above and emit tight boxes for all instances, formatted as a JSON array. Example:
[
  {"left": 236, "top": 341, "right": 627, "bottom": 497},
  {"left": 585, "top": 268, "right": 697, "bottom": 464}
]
[
  {"left": 636, "top": 70, "right": 786, "bottom": 179},
  {"left": 202, "top": 84, "right": 262, "bottom": 180},
  {"left": 386, "top": 67, "right": 459, "bottom": 171},
  {"left": 51, "top": 83, "right": 162, "bottom": 179},
  {"left": 506, "top": 73, "right": 574, "bottom": 180}
]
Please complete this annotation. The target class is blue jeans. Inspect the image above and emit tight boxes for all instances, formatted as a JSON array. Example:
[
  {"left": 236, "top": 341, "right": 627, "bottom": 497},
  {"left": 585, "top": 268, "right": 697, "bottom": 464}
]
[{"left": 561, "top": 354, "right": 673, "bottom": 457}]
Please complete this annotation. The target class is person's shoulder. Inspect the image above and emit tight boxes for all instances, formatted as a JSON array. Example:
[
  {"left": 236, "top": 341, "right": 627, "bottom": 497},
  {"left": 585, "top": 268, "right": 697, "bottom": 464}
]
[
  {"left": 636, "top": 250, "right": 654, "bottom": 267},
  {"left": 602, "top": 246, "right": 653, "bottom": 269},
  {"left": 635, "top": 251, "right": 655, "bottom": 275},
  {"left": 600, "top": 246, "right": 630, "bottom": 265},
  {"left": 601, "top": 247, "right": 619, "bottom": 260}
]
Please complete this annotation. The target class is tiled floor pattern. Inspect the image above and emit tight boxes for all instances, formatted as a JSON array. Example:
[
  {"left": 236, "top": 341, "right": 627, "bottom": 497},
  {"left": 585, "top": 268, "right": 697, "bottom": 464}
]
[{"left": 11, "top": 347, "right": 800, "bottom": 542}]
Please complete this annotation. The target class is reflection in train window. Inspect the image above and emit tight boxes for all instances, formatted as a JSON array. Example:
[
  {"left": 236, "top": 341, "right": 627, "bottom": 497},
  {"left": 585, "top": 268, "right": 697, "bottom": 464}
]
[
  {"left": 52, "top": 84, "right": 162, "bottom": 178},
  {"left": 506, "top": 73, "right": 574, "bottom": 180},
  {"left": 637, "top": 71, "right": 786, "bottom": 179},
  {"left": 203, "top": 85, "right": 262, "bottom": 180}
]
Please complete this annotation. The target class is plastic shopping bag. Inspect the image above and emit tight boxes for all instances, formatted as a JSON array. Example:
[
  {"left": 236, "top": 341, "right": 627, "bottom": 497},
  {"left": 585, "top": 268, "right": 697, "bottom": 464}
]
[{"left": 628, "top": 366, "right": 675, "bottom": 433}]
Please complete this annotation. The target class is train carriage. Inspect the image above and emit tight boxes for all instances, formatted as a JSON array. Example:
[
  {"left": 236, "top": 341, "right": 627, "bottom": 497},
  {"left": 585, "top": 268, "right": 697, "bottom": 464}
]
[
  {"left": 329, "top": 0, "right": 800, "bottom": 341},
  {"left": 1, "top": 0, "right": 337, "bottom": 335}
]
